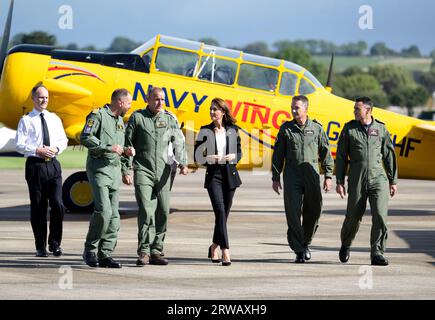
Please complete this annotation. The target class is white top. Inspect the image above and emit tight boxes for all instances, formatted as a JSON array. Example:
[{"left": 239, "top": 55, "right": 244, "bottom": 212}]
[
  {"left": 215, "top": 130, "right": 226, "bottom": 158},
  {"left": 15, "top": 108, "right": 68, "bottom": 158},
  {"left": 165, "top": 110, "right": 184, "bottom": 165}
]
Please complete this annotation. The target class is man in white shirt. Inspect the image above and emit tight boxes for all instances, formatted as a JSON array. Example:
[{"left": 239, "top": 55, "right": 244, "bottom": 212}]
[{"left": 15, "top": 84, "right": 68, "bottom": 257}]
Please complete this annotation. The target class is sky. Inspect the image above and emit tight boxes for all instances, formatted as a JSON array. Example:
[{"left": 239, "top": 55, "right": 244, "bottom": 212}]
[{"left": 1, "top": 0, "right": 434, "bottom": 54}]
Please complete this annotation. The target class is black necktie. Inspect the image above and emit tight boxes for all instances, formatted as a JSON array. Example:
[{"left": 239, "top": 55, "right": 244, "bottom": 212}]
[{"left": 40, "top": 113, "right": 50, "bottom": 146}]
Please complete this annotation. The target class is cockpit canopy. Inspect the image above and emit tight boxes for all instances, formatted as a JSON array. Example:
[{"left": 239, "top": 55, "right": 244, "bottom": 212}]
[{"left": 132, "top": 35, "right": 323, "bottom": 96}]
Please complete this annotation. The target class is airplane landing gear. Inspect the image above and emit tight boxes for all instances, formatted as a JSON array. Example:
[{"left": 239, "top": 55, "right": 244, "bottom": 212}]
[{"left": 62, "top": 171, "right": 94, "bottom": 212}]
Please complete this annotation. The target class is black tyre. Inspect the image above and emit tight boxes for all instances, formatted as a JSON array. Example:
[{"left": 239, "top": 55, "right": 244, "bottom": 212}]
[{"left": 62, "top": 171, "right": 94, "bottom": 213}]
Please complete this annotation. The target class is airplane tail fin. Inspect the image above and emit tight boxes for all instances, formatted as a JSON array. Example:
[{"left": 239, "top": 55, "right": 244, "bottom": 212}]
[
  {"left": 325, "top": 53, "right": 335, "bottom": 93},
  {"left": 414, "top": 122, "right": 435, "bottom": 140},
  {"left": 0, "top": 0, "right": 14, "bottom": 76}
]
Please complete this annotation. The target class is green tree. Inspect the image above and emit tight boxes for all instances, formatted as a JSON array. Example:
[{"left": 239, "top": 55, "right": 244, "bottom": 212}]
[
  {"left": 10, "top": 33, "right": 25, "bottom": 47},
  {"left": 198, "top": 37, "right": 220, "bottom": 46},
  {"left": 337, "top": 41, "right": 368, "bottom": 56},
  {"left": 21, "top": 31, "right": 56, "bottom": 46},
  {"left": 81, "top": 45, "right": 96, "bottom": 51},
  {"left": 334, "top": 74, "right": 388, "bottom": 107},
  {"left": 418, "top": 71, "right": 435, "bottom": 93},
  {"left": 65, "top": 43, "right": 79, "bottom": 50},
  {"left": 430, "top": 49, "right": 435, "bottom": 70},
  {"left": 400, "top": 45, "right": 421, "bottom": 57},
  {"left": 273, "top": 41, "right": 327, "bottom": 84},
  {"left": 107, "top": 36, "right": 139, "bottom": 52},
  {"left": 390, "top": 85, "right": 430, "bottom": 116},
  {"left": 341, "top": 66, "right": 364, "bottom": 77},
  {"left": 370, "top": 42, "right": 396, "bottom": 56},
  {"left": 243, "top": 41, "right": 270, "bottom": 56},
  {"left": 368, "top": 64, "right": 413, "bottom": 94}
]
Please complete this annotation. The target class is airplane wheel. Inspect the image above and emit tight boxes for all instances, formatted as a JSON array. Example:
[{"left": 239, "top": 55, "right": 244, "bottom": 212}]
[{"left": 62, "top": 171, "right": 94, "bottom": 213}]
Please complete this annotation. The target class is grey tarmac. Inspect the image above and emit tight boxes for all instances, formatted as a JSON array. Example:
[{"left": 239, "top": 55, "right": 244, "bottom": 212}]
[{"left": 0, "top": 169, "right": 434, "bottom": 299}]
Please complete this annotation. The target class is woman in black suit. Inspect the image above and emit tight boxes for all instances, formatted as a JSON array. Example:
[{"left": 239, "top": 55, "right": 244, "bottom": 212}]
[{"left": 194, "top": 98, "right": 242, "bottom": 266}]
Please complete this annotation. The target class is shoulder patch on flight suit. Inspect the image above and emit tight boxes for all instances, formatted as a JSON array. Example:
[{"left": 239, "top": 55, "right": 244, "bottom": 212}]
[
  {"left": 164, "top": 110, "right": 176, "bottom": 119},
  {"left": 84, "top": 118, "right": 95, "bottom": 134},
  {"left": 312, "top": 119, "right": 323, "bottom": 126}
]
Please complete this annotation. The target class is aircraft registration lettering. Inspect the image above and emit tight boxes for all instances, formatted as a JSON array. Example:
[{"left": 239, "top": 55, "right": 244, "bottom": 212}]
[
  {"left": 326, "top": 121, "right": 341, "bottom": 141},
  {"left": 392, "top": 135, "right": 421, "bottom": 158}
]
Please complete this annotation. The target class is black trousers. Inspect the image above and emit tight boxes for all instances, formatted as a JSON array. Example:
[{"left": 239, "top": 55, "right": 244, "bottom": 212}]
[
  {"left": 207, "top": 167, "right": 236, "bottom": 249},
  {"left": 25, "top": 157, "right": 64, "bottom": 250}
]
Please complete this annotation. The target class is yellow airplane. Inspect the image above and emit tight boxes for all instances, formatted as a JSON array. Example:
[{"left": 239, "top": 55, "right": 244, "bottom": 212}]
[{"left": 0, "top": 0, "right": 434, "bottom": 212}]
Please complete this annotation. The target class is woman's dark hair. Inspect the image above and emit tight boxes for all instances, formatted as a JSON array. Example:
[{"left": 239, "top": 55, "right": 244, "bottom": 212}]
[{"left": 211, "top": 98, "right": 237, "bottom": 126}]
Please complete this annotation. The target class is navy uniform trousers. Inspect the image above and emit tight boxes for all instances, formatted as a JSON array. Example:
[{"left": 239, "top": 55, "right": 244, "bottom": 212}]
[{"left": 25, "top": 156, "right": 64, "bottom": 250}]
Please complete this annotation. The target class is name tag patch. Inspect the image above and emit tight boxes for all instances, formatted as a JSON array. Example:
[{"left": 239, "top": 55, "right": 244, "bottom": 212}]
[
  {"left": 304, "top": 129, "right": 315, "bottom": 135},
  {"left": 157, "top": 121, "right": 167, "bottom": 128},
  {"left": 368, "top": 128, "right": 379, "bottom": 136}
]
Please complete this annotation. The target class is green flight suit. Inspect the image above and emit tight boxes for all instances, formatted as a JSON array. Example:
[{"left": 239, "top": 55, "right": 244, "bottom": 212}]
[
  {"left": 272, "top": 118, "right": 334, "bottom": 254},
  {"left": 80, "top": 105, "right": 126, "bottom": 259},
  {"left": 335, "top": 117, "right": 397, "bottom": 257},
  {"left": 123, "top": 108, "right": 187, "bottom": 256}
]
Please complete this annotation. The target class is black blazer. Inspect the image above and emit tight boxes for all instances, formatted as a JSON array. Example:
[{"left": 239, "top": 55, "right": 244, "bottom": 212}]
[{"left": 194, "top": 123, "right": 242, "bottom": 189}]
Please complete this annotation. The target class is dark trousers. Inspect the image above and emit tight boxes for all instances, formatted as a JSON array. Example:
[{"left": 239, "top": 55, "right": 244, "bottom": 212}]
[
  {"left": 207, "top": 167, "right": 236, "bottom": 249},
  {"left": 25, "top": 157, "right": 64, "bottom": 250}
]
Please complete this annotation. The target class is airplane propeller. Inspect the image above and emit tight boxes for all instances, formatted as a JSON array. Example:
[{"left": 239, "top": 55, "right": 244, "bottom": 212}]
[
  {"left": 0, "top": 0, "right": 14, "bottom": 76},
  {"left": 325, "top": 52, "right": 335, "bottom": 92}
]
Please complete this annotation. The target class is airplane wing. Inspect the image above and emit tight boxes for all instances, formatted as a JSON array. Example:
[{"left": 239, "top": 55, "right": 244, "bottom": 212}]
[{"left": 0, "top": 126, "right": 20, "bottom": 156}]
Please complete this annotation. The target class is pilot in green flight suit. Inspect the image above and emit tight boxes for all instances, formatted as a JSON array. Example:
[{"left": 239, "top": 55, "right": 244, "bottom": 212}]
[
  {"left": 80, "top": 89, "right": 134, "bottom": 268},
  {"left": 336, "top": 97, "right": 397, "bottom": 266},
  {"left": 122, "top": 87, "right": 188, "bottom": 266},
  {"left": 272, "top": 95, "right": 334, "bottom": 263}
]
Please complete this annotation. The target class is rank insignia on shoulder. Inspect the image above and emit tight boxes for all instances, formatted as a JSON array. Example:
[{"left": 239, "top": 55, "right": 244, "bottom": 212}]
[
  {"left": 368, "top": 128, "right": 379, "bottom": 136},
  {"left": 117, "top": 124, "right": 124, "bottom": 130},
  {"left": 157, "top": 120, "right": 167, "bottom": 128},
  {"left": 91, "top": 108, "right": 99, "bottom": 114}
]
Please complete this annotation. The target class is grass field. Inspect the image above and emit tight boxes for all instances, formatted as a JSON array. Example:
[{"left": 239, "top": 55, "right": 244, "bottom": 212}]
[
  {"left": 313, "top": 55, "right": 432, "bottom": 73},
  {"left": 0, "top": 146, "right": 87, "bottom": 170}
]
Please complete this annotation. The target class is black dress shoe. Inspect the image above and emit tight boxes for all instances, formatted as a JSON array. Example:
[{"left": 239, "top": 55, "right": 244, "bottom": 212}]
[
  {"left": 339, "top": 246, "right": 350, "bottom": 263},
  {"left": 49, "top": 244, "right": 63, "bottom": 257},
  {"left": 371, "top": 255, "right": 389, "bottom": 266},
  {"left": 98, "top": 257, "right": 122, "bottom": 268},
  {"left": 82, "top": 251, "right": 98, "bottom": 267},
  {"left": 208, "top": 245, "right": 220, "bottom": 263},
  {"left": 304, "top": 246, "right": 311, "bottom": 261},
  {"left": 222, "top": 260, "right": 232, "bottom": 266},
  {"left": 295, "top": 252, "right": 305, "bottom": 263},
  {"left": 36, "top": 248, "right": 49, "bottom": 257}
]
